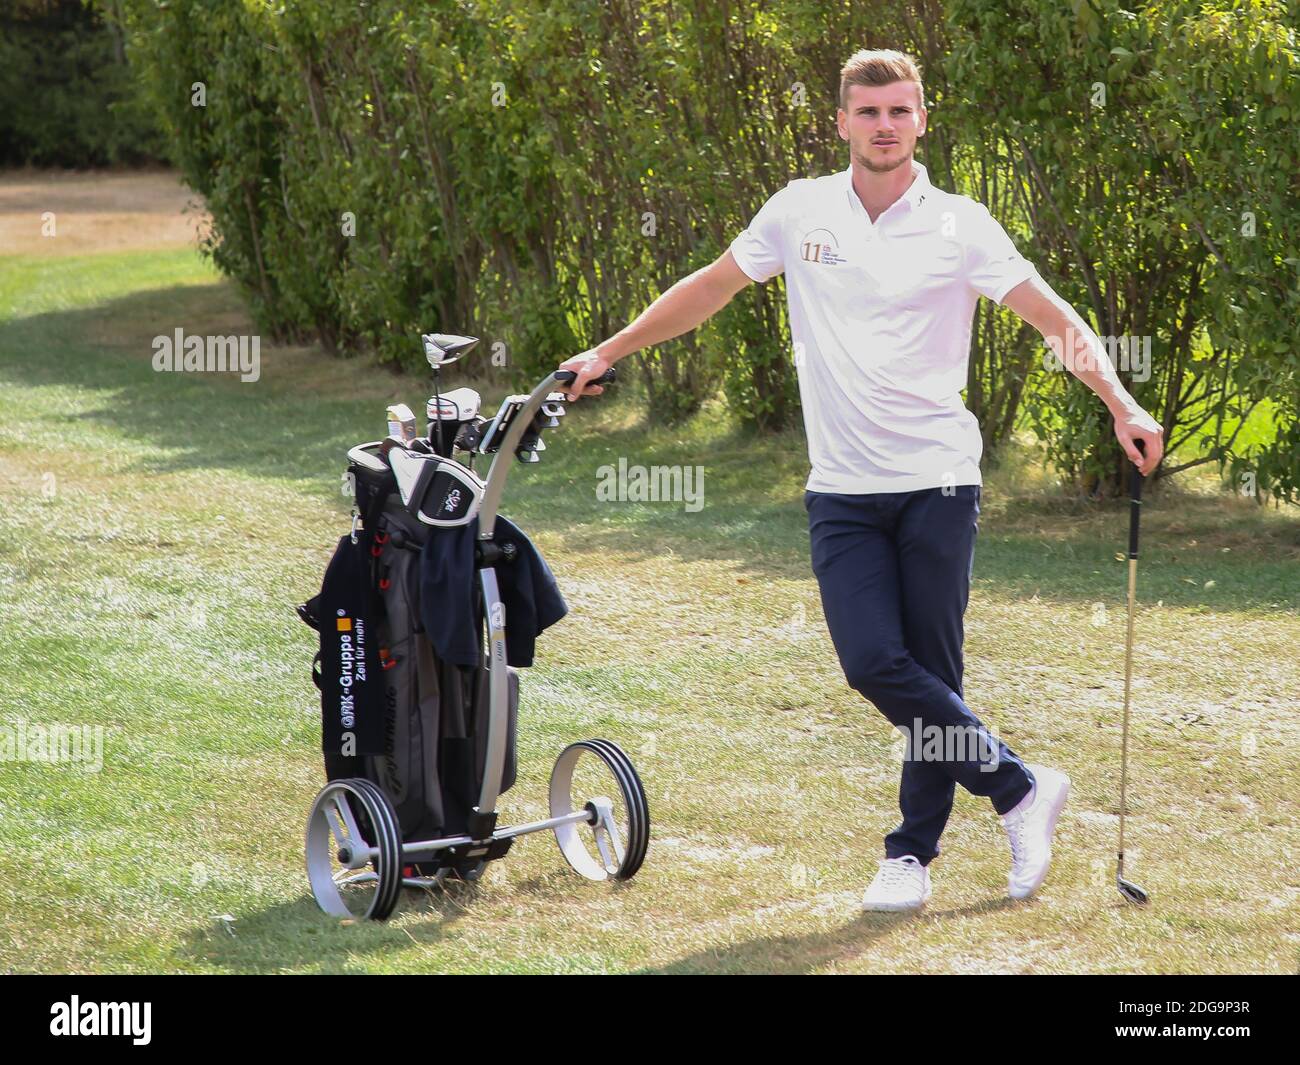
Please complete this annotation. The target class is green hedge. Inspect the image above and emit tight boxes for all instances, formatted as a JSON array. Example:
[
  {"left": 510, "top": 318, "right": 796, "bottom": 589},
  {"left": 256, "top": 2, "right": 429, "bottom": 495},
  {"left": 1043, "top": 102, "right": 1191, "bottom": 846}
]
[
  {"left": 113, "top": 0, "right": 890, "bottom": 426},
  {"left": 110, "top": 0, "right": 1298, "bottom": 498},
  {"left": 946, "top": 0, "right": 1299, "bottom": 498}
]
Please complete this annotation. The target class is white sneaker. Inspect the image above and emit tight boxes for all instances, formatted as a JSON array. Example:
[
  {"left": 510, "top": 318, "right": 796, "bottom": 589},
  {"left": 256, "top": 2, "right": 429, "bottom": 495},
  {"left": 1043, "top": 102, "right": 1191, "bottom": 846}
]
[
  {"left": 1000, "top": 764, "right": 1070, "bottom": 899},
  {"left": 861, "top": 855, "right": 932, "bottom": 912}
]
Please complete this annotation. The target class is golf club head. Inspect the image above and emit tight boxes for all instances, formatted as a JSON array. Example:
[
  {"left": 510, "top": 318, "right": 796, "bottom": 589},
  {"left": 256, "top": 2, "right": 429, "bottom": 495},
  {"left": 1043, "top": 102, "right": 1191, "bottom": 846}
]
[
  {"left": 1117, "top": 874, "right": 1149, "bottom": 905},
  {"left": 421, "top": 332, "right": 479, "bottom": 369}
]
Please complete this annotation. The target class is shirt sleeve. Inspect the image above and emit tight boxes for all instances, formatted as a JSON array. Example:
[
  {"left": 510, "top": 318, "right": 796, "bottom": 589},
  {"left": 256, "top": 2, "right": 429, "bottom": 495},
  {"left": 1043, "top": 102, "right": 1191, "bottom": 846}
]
[
  {"left": 964, "top": 203, "right": 1039, "bottom": 304},
  {"left": 729, "top": 183, "right": 792, "bottom": 283}
]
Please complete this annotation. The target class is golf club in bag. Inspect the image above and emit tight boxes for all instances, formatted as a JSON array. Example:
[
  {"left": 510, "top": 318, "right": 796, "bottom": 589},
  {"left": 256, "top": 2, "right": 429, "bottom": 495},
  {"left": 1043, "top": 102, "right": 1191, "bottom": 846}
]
[
  {"left": 1117, "top": 442, "right": 1150, "bottom": 905},
  {"left": 298, "top": 333, "right": 649, "bottom": 921}
]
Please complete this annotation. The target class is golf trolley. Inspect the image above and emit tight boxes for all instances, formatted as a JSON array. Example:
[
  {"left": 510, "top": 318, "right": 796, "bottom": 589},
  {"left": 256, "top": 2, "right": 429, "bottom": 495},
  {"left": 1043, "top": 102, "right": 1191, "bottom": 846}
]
[{"left": 301, "top": 333, "right": 649, "bottom": 921}]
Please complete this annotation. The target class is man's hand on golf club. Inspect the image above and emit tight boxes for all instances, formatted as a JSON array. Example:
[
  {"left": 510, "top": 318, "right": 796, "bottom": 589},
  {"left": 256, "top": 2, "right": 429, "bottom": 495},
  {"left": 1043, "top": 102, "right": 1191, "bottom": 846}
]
[
  {"left": 558, "top": 348, "right": 614, "bottom": 402},
  {"left": 1113, "top": 404, "right": 1164, "bottom": 476}
]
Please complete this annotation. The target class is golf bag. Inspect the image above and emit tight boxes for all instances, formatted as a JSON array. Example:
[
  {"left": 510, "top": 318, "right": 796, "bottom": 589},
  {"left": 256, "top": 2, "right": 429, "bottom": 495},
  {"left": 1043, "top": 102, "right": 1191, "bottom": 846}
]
[{"left": 298, "top": 452, "right": 518, "bottom": 874}]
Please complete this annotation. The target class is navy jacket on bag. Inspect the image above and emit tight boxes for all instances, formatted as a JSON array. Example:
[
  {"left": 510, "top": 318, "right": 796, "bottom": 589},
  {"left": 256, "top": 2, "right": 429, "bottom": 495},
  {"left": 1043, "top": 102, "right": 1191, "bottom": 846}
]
[{"left": 419, "top": 514, "right": 568, "bottom": 668}]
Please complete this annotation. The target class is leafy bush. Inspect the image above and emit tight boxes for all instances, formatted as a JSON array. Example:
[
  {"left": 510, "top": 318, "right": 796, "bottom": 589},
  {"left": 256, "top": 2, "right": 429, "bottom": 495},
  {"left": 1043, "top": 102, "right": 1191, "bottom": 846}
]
[
  {"left": 109, "top": 0, "right": 1298, "bottom": 497},
  {"left": 946, "top": 0, "right": 1299, "bottom": 497}
]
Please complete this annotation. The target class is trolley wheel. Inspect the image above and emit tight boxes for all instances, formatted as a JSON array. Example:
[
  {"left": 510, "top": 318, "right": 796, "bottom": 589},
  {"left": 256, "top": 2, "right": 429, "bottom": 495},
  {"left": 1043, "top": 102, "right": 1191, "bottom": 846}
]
[
  {"left": 305, "top": 778, "right": 404, "bottom": 921},
  {"left": 549, "top": 739, "right": 649, "bottom": 881}
]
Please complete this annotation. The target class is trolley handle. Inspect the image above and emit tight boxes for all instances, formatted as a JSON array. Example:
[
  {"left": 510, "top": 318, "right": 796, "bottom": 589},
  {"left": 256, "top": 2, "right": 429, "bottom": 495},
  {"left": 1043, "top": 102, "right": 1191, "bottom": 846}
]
[
  {"left": 477, "top": 366, "right": 617, "bottom": 539},
  {"left": 554, "top": 367, "right": 616, "bottom": 391},
  {"left": 1128, "top": 440, "right": 1145, "bottom": 560}
]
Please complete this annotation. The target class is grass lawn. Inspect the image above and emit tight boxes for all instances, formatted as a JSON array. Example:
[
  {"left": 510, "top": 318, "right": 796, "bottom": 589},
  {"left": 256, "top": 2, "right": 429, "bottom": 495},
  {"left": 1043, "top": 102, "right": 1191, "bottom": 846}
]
[{"left": 1, "top": 198, "right": 1297, "bottom": 974}]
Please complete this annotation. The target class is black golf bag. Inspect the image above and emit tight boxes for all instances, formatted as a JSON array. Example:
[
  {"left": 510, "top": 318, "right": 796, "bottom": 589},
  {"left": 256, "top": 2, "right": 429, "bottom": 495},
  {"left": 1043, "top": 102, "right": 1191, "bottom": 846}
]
[{"left": 298, "top": 452, "right": 518, "bottom": 876}]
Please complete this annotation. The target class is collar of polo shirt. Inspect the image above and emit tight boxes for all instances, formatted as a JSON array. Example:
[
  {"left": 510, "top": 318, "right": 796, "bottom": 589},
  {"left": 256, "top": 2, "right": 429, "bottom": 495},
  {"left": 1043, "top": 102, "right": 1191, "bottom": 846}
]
[{"left": 842, "top": 159, "right": 932, "bottom": 221}]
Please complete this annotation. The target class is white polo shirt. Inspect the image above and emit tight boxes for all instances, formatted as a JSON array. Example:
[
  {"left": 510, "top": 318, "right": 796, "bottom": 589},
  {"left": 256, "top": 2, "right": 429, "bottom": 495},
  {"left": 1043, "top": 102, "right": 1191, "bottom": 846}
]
[{"left": 729, "top": 160, "right": 1039, "bottom": 495}]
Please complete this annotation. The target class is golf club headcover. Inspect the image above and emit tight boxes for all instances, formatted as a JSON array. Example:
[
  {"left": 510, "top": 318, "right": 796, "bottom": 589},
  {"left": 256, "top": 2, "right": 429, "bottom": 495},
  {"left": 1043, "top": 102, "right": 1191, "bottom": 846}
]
[
  {"left": 417, "top": 461, "right": 484, "bottom": 526},
  {"left": 386, "top": 448, "right": 484, "bottom": 527}
]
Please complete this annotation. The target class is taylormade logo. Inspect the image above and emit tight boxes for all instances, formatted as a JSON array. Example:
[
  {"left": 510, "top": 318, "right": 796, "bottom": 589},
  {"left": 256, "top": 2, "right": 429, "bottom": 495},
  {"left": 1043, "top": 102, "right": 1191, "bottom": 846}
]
[
  {"left": 50, "top": 996, "right": 151, "bottom": 1045},
  {"left": 151, "top": 328, "right": 261, "bottom": 382}
]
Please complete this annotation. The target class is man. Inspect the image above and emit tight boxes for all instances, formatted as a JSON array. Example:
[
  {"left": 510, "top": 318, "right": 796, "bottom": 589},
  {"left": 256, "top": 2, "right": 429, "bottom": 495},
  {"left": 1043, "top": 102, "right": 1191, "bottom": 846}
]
[{"left": 560, "top": 49, "right": 1164, "bottom": 911}]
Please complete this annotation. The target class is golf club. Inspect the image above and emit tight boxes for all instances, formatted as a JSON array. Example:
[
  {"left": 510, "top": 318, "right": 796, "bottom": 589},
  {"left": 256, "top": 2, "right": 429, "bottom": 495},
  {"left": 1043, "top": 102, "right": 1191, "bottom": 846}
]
[
  {"left": 422, "top": 332, "right": 479, "bottom": 456},
  {"left": 1117, "top": 440, "right": 1150, "bottom": 906}
]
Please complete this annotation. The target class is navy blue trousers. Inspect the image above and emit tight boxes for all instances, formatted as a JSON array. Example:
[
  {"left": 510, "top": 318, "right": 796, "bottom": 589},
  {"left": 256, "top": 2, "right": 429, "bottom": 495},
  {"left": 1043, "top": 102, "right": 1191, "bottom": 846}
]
[{"left": 805, "top": 486, "right": 1033, "bottom": 865}]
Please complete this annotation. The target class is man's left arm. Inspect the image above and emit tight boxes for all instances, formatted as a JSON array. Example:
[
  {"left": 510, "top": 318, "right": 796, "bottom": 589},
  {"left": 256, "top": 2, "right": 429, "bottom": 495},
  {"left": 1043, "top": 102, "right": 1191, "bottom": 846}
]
[{"left": 1002, "top": 276, "right": 1164, "bottom": 476}]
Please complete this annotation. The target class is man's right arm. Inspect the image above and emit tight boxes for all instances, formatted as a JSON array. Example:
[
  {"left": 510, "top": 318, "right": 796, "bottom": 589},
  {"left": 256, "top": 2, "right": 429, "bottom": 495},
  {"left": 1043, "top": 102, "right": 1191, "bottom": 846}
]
[{"left": 559, "top": 249, "right": 757, "bottom": 400}]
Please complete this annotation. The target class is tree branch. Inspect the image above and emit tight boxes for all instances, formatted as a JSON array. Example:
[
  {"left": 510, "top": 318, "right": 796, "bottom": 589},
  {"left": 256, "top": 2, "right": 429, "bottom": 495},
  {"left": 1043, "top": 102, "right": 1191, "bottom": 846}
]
[{"left": 1014, "top": 135, "right": 1108, "bottom": 329}]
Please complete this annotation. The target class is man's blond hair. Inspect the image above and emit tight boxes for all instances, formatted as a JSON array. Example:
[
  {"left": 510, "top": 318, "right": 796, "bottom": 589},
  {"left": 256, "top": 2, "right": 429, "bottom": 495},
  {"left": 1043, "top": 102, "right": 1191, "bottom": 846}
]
[{"left": 839, "top": 49, "right": 925, "bottom": 111}]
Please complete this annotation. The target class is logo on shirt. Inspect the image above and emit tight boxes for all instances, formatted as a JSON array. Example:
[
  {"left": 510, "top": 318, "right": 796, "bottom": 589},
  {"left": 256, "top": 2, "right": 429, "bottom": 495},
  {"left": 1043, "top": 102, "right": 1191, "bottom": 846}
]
[{"left": 799, "top": 228, "right": 846, "bottom": 266}]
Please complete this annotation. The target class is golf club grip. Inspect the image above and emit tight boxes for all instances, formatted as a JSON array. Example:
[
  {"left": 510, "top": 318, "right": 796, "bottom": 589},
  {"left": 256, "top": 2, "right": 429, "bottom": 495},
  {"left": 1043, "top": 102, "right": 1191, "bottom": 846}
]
[
  {"left": 555, "top": 367, "right": 616, "bottom": 389},
  {"left": 1129, "top": 442, "right": 1145, "bottom": 560}
]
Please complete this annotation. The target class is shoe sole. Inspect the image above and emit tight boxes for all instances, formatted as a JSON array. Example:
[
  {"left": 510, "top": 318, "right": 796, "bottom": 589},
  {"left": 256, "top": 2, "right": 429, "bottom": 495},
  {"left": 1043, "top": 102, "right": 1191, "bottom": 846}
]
[
  {"left": 862, "top": 884, "right": 933, "bottom": 913},
  {"left": 1008, "top": 771, "right": 1070, "bottom": 900}
]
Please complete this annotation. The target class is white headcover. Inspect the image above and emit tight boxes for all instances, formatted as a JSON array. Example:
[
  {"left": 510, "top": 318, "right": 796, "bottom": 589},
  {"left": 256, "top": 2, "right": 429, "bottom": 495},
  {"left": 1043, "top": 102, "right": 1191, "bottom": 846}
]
[{"left": 386, "top": 447, "right": 429, "bottom": 507}]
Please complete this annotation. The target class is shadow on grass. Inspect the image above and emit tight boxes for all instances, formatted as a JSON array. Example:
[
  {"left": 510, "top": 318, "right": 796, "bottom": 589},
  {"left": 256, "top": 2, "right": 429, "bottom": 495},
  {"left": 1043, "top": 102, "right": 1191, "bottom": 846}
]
[
  {"left": 2, "top": 282, "right": 1294, "bottom": 609},
  {"left": 638, "top": 896, "right": 1021, "bottom": 974},
  {"left": 180, "top": 889, "right": 1022, "bottom": 974},
  {"left": 175, "top": 885, "right": 488, "bottom": 974},
  {"left": 0, "top": 282, "right": 396, "bottom": 488}
]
